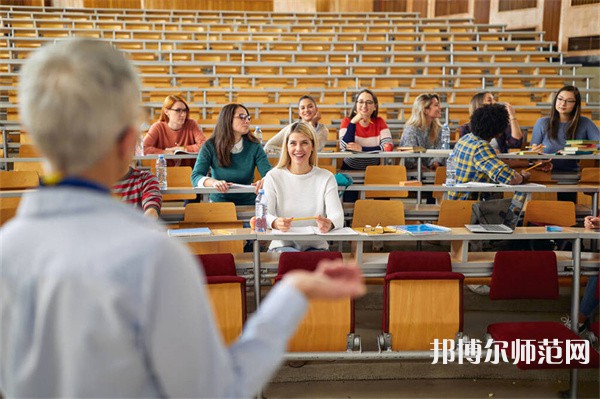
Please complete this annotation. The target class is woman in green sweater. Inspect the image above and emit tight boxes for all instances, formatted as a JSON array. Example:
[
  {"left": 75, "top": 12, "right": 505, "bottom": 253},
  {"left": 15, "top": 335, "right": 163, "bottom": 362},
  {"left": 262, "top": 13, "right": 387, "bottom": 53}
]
[{"left": 191, "top": 103, "right": 271, "bottom": 205}]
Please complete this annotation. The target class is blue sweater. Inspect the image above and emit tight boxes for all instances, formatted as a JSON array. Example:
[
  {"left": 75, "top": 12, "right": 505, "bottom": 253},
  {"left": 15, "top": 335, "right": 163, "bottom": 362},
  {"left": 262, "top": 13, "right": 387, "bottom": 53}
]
[{"left": 531, "top": 116, "right": 599, "bottom": 171}]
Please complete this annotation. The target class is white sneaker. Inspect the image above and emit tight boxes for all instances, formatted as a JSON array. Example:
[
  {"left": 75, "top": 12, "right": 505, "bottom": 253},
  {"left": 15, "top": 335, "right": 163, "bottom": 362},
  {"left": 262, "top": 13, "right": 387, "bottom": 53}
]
[{"left": 467, "top": 284, "right": 490, "bottom": 295}]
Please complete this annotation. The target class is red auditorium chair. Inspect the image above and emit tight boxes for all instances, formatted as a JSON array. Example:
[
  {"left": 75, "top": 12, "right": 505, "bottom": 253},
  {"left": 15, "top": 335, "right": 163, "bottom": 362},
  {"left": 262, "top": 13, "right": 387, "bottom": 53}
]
[
  {"left": 486, "top": 251, "right": 599, "bottom": 398},
  {"left": 275, "top": 251, "right": 360, "bottom": 352},
  {"left": 197, "top": 253, "right": 247, "bottom": 345},
  {"left": 379, "top": 251, "right": 465, "bottom": 351}
]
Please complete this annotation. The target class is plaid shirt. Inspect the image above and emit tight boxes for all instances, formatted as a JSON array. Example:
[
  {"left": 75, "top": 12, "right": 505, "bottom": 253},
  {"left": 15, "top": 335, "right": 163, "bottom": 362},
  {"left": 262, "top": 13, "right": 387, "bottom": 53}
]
[{"left": 448, "top": 133, "right": 525, "bottom": 204}]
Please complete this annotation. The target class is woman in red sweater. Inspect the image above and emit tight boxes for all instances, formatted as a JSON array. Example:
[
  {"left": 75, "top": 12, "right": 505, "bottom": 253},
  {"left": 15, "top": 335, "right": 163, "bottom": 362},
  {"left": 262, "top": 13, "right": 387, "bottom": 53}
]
[{"left": 143, "top": 95, "right": 206, "bottom": 166}]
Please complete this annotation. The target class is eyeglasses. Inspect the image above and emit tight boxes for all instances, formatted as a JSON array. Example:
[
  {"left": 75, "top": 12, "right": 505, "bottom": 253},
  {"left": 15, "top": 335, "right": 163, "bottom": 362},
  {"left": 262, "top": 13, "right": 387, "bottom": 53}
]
[
  {"left": 168, "top": 108, "right": 188, "bottom": 114},
  {"left": 357, "top": 100, "right": 375, "bottom": 106},
  {"left": 236, "top": 114, "right": 252, "bottom": 122},
  {"left": 556, "top": 97, "right": 576, "bottom": 105}
]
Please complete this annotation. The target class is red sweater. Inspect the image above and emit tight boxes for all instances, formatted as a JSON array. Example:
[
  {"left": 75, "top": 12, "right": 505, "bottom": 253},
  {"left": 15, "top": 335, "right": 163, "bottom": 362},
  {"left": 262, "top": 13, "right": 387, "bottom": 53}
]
[
  {"left": 143, "top": 119, "right": 206, "bottom": 167},
  {"left": 113, "top": 168, "right": 162, "bottom": 214}
]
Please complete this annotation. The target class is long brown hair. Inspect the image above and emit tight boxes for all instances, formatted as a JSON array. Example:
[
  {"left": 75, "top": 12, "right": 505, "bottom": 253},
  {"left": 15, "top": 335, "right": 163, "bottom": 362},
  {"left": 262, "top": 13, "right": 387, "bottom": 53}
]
[
  {"left": 210, "top": 103, "right": 258, "bottom": 167},
  {"left": 349, "top": 89, "right": 379, "bottom": 119},
  {"left": 548, "top": 85, "right": 581, "bottom": 141}
]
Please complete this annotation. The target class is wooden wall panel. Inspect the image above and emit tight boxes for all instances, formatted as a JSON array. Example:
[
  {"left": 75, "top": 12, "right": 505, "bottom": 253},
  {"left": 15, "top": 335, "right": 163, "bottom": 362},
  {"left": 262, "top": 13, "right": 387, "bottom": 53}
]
[
  {"left": 139, "top": 0, "right": 272, "bottom": 11},
  {"left": 542, "top": 0, "right": 560, "bottom": 43},
  {"left": 374, "top": 0, "right": 408, "bottom": 12},
  {"left": 316, "top": 0, "right": 373, "bottom": 12},
  {"left": 498, "top": 0, "right": 537, "bottom": 12},
  {"left": 408, "top": 0, "right": 429, "bottom": 17},
  {"left": 473, "top": 0, "right": 490, "bottom": 24},
  {"left": 435, "top": 0, "right": 468, "bottom": 16},
  {"left": 2, "top": 0, "right": 45, "bottom": 5}
]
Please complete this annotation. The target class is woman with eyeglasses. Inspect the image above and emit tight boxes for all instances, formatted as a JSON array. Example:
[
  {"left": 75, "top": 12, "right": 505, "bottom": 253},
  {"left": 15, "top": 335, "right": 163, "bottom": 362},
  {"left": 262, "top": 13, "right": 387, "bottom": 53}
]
[
  {"left": 191, "top": 103, "right": 271, "bottom": 205},
  {"left": 531, "top": 85, "right": 599, "bottom": 171},
  {"left": 339, "top": 89, "right": 393, "bottom": 170},
  {"left": 263, "top": 95, "right": 329, "bottom": 155},
  {"left": 143, "top": 95, "right": 206, "bottom": 167},
  {"left": 400, "top": 93, "right": 446, "bottom": 170},
  {"left": 263, "top": 122, "right": 343, "bottom": 252}
]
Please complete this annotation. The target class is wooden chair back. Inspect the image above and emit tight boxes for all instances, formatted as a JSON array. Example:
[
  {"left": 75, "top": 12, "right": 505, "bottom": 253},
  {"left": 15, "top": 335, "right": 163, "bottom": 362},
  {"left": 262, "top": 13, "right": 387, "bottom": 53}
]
[
  {"left": 577, "top": 167, "right": 600, "bottom": 209},
  {"left": 364, "top": 165, "right": 408, "bottom": 198},
  {"left": 198, "top": 254, "right": 246, "bottom": 345},
  {"left": 319, "top": 164, "right": 337, "bottom": 174},
  {"left": 522, "top": 200, "right": 576, "bottom": 227},
  {"left": 387, "top": 278, "right": 462, "bottom": 350},
  {"left": 433, "top": 166, "right": 446, "bottom": 201},
  {"left": 437, "top": 199, "right": 476, "bottom": 227},
  {"left": 163, "top": 166, "right": 196, "bottom": 201},
  {"left": 351, "top": 199, "right": 405, "bottom": 228},
  {"left": 183, "top": 202, "right": 244, "bottom": 254},
  {"left": 0, "top": 170, "right": 39, "bottom": 190}
]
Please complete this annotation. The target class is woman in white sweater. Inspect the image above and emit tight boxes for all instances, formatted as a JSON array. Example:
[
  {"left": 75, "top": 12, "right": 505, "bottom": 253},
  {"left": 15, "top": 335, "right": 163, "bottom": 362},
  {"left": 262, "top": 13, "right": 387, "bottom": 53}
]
[{"left": 263, "top": 122, "right": 344, "bottom": 252}]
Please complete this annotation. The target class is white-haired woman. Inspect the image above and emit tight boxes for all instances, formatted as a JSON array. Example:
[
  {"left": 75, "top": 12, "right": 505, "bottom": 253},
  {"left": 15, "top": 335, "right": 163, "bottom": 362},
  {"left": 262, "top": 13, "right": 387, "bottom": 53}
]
[
  {"left": 263, "top": 122, "right": 344, "bottom": 252},
  {"left": 400, "top": 93, "right": 445, "bottom": 170}
]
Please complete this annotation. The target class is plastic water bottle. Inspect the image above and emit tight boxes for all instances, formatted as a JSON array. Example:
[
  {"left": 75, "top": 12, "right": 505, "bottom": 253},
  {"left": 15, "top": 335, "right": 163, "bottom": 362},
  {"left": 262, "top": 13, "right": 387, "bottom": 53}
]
[
  {"left": 135, "top": 134, "right": 144, "bottom": 156},
  {"left": 445, "top": 151, "right": 456, "bottom": 187},
  {"left": 255, "top": 189, "right": 268, "bottom": 232},
  {"left": 254, "top": 126, "right": 263, "bottom": 145},
  {"left": 156, "top": 154, "right": 167, "bottom": 190},
  {"left": 441, "top": 122, "right": 451, "bottom": 150}
]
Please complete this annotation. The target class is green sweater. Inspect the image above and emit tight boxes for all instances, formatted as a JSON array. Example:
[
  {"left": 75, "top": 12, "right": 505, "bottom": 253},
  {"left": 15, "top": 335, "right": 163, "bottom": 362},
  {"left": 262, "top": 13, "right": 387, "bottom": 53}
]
[{"left": 191, "top": 137, "right": 272, "bottom": 205}]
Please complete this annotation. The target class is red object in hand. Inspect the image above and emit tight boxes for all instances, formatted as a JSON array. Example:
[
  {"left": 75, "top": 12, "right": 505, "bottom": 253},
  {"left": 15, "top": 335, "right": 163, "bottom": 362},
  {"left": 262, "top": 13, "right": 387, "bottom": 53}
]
[{"left": 384, "top": 143, "right": 394, "bottom": 152}]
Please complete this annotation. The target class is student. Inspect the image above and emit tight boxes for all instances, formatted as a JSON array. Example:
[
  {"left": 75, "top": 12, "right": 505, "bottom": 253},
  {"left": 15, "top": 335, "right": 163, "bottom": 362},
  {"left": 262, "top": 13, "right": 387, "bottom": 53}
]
[
  {"left": 191, "top": 103, "right": 272, "bottom": 205},
  {"left": 400, "top": 93, "right": 446, "bottom": 170},
  {"left": 143, "top": 95, "right": 206, "bottom": 166},
  {"left": 112, "top": 165, "right": 162, "bottom": 219},
  {"left": 339, "top": 89, "right": 393, "bottom": 170},
  {"left": 0, "top": 38, "right": 365, "bottom": 398},
  {"left": 531, "top": 85, "right": 599, "bottom": 171},
  {"left": 448, "top": 104, "right": 530, "bottom": 210},
  {"left": 263, "top": 122, "right": 344, "bottom": 252},
  {"left": 458, "top": 91, "right": 524, "bottom": 154},
  {"left": 562, "top": 216, "right": 600, "bottom": 335},
  {"left": 263, "top": 95, "right": 329, "bottom": 154}
]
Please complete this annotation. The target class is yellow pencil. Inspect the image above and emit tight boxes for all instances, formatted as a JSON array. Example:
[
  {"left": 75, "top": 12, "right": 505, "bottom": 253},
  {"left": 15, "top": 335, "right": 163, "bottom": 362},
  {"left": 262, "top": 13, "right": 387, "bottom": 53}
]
[
  {"left": 291, "top": 216, "right": 317, "bottom": 221},
  {"left": 524, "top": 162, "right": 545, "bottom": 172}
]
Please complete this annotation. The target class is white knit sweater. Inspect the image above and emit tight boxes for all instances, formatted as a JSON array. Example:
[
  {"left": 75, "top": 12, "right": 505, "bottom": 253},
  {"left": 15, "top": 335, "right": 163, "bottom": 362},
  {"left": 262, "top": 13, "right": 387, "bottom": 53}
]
[{"left": 263, "top": 166, "right": 344, "bottom": 251}]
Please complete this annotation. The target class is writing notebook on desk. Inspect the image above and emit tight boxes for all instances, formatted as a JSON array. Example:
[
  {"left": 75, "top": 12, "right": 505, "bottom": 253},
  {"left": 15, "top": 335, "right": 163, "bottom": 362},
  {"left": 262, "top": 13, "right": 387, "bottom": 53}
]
[
  {"left": 167, "top": 227, "right": 211, "bottom": 237},
  {"left": 395, "top": 224, "right": 451, "bottom": 236}
]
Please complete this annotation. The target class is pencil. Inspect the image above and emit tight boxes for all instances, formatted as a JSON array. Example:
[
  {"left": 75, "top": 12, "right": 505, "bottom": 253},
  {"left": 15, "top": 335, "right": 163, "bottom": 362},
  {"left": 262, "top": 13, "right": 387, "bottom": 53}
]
[
  {"left": 524, "top": 162, "right": 545, "bottom": 172},
  {"left": 291, "top": 216, "right": 317, "bottom": 221}
]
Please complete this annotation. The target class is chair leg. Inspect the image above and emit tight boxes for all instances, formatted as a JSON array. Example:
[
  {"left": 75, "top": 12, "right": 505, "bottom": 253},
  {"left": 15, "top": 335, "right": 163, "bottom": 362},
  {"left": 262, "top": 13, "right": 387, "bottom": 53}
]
[{"left": 559, "top": 368, "right": 578, "bottom": 399}]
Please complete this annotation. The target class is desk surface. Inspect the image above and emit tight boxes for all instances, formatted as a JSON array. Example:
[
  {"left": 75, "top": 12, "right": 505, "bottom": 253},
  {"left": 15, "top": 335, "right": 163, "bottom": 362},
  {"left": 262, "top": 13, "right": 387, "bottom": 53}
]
[{"left": 169, "top": 226, "right": 595, "bottom": 242}]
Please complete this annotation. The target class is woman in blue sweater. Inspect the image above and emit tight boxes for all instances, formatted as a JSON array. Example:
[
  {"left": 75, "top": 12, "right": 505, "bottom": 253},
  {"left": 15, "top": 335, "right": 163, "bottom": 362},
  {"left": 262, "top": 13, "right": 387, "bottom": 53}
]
[
  {"left": 191, "top": 104, "right": 271, "bottom": 205},
  {"left": 531, "top": 85, "right": 599, "bottom": 171}
]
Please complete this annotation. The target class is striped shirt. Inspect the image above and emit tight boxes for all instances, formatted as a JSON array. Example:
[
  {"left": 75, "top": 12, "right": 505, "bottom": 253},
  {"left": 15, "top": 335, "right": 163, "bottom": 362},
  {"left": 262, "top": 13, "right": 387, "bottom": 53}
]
[
  {"left": 339, "top": 116, "right": 392, "bottom": 170},
  {"left": 113, "top": 167, "right": 162, "bottom": 214},
  {"left": 448, "top": 133, "right": 525, "bottom": 205}
]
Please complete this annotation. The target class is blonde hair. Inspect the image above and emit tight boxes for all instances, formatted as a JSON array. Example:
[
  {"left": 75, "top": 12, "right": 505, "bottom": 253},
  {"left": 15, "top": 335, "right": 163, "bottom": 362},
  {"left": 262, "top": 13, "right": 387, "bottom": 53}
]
[
  {"left": 405, "top": 93, "right": 441, "bottom": 145},
  {"left": 276, "top": 122, "right": 318, "bottom": 168}
]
